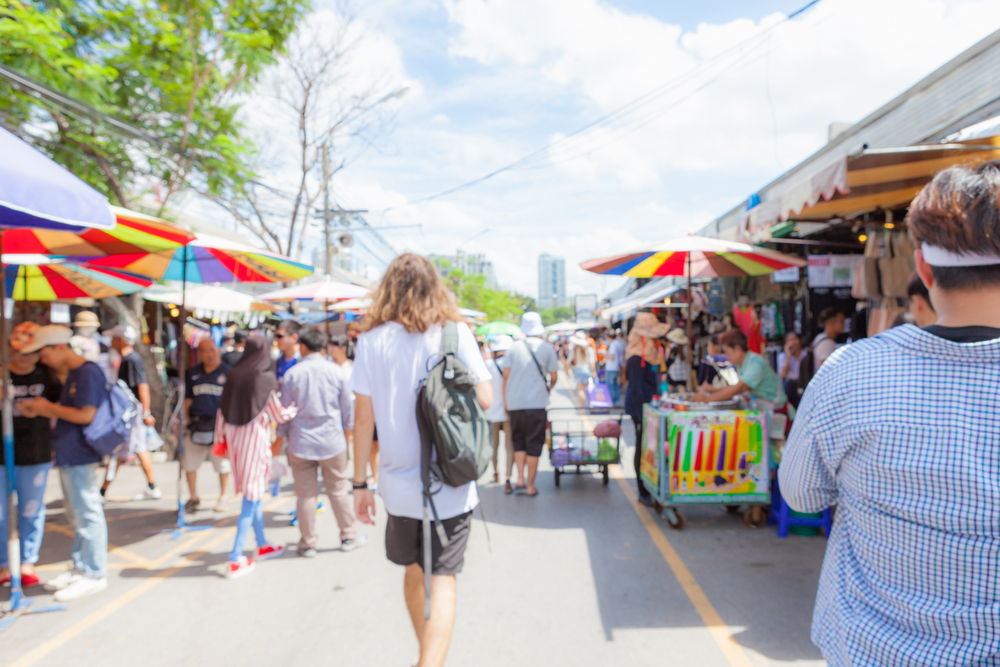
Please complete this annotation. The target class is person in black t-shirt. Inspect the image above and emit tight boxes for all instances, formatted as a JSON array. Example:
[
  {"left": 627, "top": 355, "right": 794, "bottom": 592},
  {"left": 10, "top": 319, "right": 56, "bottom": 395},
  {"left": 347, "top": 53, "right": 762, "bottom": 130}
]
[
  {"left": 100, "top": 325, "right": 161, "bottom": 500},
  {"left": 221, "top": 329, "right": 246, "bottom": 367},
  {"left": 183, "top": 338, "right": 232, "bottom": 513},
  {"left": 0, "top": 322, "right": 62, "bottom": 587}
]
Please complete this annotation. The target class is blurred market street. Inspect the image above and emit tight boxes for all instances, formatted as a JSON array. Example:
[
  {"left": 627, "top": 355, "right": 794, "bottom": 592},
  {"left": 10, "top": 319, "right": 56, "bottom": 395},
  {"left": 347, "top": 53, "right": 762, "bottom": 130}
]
[{"left": 0, "top": 372, "right": 827, "bottom": 667}]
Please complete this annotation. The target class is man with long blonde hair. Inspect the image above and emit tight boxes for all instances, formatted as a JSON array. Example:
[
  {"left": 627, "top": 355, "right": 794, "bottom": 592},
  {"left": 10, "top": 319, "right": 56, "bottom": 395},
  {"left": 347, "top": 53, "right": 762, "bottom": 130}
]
[{"left": 352, "top": 253, "right": 493, "bottom": 667}]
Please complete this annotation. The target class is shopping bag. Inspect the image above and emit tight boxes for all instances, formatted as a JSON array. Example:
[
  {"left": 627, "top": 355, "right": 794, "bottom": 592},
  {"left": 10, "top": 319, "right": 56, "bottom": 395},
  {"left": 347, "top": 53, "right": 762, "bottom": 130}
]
[
  {"left": 586, "top": 379, "right": 613, "bottom": 409},
  {"left": 212, "top": 438, "right": 227, "bottom": 458},
  {"left": 879, "top": 231, "right": 911, "bottom": 297},
  {"left": 852, "top": 234, "right": 881, "bottom": 299}
]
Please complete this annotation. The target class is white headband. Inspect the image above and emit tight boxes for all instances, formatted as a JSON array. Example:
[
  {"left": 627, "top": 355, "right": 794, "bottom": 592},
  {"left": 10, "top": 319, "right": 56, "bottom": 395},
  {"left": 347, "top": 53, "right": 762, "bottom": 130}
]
[{"left": 920, "top": 243, "right": 1000, "bottom": 267}]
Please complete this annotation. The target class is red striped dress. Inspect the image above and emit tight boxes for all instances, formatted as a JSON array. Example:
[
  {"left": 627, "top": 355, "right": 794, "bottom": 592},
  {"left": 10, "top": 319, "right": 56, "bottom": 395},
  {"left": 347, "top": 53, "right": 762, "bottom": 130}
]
[{"left": 214, "top": 392, "right": 297, "bottom": 501}]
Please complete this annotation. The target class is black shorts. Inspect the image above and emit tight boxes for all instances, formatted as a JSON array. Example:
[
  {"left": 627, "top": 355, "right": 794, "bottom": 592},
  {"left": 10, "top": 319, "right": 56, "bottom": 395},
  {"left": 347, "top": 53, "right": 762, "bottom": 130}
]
[
  {"left": 509, "top": 409, "right": 547, "bottom": 457},
  {"left": 385, "top": 511, "right": 472, "bottom": 576}
]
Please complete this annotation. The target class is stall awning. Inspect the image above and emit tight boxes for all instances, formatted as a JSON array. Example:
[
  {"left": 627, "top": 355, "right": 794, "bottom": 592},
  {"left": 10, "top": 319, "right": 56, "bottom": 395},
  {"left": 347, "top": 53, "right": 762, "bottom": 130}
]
[
  {"left": 601, "top": 280, "right": 684, "bottom": 323},
  {"left": 740, "top": 135, "right": 1000, "bottom": 242}
]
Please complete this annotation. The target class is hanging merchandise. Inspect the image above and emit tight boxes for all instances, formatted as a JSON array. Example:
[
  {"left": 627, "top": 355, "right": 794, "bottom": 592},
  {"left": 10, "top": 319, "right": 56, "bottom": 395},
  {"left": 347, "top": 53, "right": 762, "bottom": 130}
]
[
  {"left": 852, "top": 234, "right": 882, "bottom": 299},
  {"left": 868, "top": 301, "right": 907, "bottom": 336},
  {"left": 879, "top": 231, "right": 913, "bottom": 298},
  {"left": 733, "top": 303, "right": 753, "bottom": 337},
  {"left": 707, "top": 281, "right": 725, "bottom": 316},
  {"left": 759, "top": 303, "right": 779, "bottom": 339}
]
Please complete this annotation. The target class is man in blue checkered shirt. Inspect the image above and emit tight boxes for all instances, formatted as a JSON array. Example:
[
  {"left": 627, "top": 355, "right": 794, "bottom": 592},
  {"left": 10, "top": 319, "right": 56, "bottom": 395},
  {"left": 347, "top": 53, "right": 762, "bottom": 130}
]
[{"left": 781, "top": 161, "right": 1000, "bottom": 667}]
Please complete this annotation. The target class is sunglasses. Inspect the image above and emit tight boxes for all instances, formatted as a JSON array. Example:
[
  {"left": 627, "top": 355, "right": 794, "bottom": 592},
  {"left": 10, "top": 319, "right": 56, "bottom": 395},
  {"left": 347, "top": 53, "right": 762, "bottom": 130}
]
[{"left": 275, "top": 333, "right": 295, "bottom": 340}]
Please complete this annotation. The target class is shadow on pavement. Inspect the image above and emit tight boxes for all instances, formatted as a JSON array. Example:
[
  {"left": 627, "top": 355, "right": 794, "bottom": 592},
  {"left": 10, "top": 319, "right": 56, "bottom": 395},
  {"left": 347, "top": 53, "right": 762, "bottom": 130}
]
[{"left": 477, "top": 412, "right": 825, "bottom": 662}]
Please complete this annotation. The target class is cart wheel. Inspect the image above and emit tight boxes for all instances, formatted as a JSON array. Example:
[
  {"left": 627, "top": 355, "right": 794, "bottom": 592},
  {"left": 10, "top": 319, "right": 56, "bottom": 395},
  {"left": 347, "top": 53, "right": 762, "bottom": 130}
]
[
  {"left": 554, "top": 469, "right": 561, "bottom": 487},
  {"left": 663, "top": 507, "right": 686, "bottom": 530},
  {"left": 725, "top": 504, "right": 741, "bottom": 514},
  {"left": 744, "top": 506, "right": 767, "bottom": 529},
  {"left": 602, "top": 466, "right": 609, "bottom": 485}
]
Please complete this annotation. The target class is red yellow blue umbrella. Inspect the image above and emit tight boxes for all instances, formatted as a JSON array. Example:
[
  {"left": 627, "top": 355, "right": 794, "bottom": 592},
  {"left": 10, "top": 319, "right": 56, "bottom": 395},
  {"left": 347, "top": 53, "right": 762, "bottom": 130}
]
[
  {"left": 3, "top": 259, "right": 152, "bottom": 300},
  {"left": 580, "top": 235, "right": 805, "bottom": 278}
]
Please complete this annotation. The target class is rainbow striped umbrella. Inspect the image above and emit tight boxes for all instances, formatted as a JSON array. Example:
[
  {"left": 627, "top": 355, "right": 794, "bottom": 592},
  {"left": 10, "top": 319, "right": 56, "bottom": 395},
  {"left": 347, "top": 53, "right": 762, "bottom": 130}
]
[
  {"left": 3, "top": 258, "right": 152, "bottom": 300},
  {"left": 84, "top": 231, "right": 315, "bottom": 284},
  {"left": 580, "top": 236, "right": 805, "bottom": 278},
  {"left": 1, "top": 206, "right": 195, "bottom": 259}
]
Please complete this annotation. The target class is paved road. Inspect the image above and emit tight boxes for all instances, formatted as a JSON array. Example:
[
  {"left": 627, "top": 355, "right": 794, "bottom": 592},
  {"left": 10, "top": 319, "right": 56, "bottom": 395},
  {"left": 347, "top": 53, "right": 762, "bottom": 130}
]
[{"left": 1, "top": 373, "right": 828, "bottom": 666}]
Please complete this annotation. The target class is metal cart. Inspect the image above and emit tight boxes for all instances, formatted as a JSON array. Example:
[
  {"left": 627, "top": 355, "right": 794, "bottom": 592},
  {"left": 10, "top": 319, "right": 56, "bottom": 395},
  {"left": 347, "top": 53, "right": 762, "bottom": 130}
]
[
  {"left": 640, "top": 396, "right": 772, "bottom": 530},
  {"left": 546, "top": 407, "right": 624, "bottom": 486}
]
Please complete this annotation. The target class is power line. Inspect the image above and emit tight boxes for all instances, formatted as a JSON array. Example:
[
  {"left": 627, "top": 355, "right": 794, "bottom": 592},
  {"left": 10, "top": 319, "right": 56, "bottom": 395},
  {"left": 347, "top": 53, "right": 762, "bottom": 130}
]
[{"left": 382, "top": 0, "right": 823, "bottom": 213}]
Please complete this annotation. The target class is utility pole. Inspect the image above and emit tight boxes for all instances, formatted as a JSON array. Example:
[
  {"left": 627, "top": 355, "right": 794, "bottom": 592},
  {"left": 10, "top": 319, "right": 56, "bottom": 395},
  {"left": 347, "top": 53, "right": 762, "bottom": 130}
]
[{"left": 322, "top": 144, "right": 333, "bottom": 278}]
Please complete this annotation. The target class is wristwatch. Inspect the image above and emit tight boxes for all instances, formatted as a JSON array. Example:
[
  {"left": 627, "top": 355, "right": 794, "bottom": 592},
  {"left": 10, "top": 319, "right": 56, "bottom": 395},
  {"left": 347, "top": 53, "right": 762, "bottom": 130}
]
[{"left": 352, "top": 480, "right": 369, "bottom": 490}]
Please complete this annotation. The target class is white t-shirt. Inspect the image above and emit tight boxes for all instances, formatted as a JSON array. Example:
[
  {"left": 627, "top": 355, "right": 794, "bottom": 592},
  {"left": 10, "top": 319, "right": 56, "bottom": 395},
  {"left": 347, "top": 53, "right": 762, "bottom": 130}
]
[
  {"left": 351, "top": 321, "right": 492, "bottom": 520},
  {"left": 485, "top": 357, "right": 507, "bottom": 423},
  {"left": 813, "top": 333, "right": 839, "bottom": 368}
]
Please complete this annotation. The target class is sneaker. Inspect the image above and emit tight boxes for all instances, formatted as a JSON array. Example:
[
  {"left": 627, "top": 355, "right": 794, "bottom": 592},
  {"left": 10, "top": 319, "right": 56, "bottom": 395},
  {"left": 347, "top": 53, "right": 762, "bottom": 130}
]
[
  {"left": 256, "top": 544, "right": 285, "bottom": 561},
  {"left": 299, "top": 546, "right": 317, "bottom": 558},
  {"left": 225, "top": 557, "right": 256, "bottom": 580},
  {"left": 53, "top": 576, "right": 107, "bottom": 602},
  {"left": 43, "top": 569, "right": 83, "bottom": 592},
  {"left": 340, "top": 535, "right": 368, "bottom": 552},
  {"left": 213, "top": 497, "right": 228, "bottom": 512},
  {"left": 133, "top": 485, "right": 162, "bottom": 501}
]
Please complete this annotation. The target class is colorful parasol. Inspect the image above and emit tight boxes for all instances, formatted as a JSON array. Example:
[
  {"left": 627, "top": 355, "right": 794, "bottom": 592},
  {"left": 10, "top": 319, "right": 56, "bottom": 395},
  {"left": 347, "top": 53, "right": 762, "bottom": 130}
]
[
  {"left": 580, "top": 235, "right": 806, "bottom": 278},
  {"left": 3, "top": 259, "right": 152, "bottom": 300},
  {"left": 582, "top": 236, "right": 806, "bottom": 390},
  {"left": 476, "top": 321, "right": 521, "bottom": 336},
  {"left": 1, "top": 206, "right": 194, "bottom": 260},
  {"left": 82, "top": 231, "right": 314, "bottom": 284},
  {"left": 258, "top": 278, "right": 368, "bottom": 302}
]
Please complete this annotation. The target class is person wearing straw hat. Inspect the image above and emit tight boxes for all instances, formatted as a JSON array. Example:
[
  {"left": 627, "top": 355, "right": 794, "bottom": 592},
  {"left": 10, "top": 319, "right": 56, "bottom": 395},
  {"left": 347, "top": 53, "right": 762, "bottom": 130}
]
[
  {"left": 70, "top": 310, "right": 113, "bottom": 382},
  {"left": 623, "top": 312, "right": 669, "bottom": 506},
  {"left": 0, "top": 322, "right": 62, "bottom": 589},
  {"left": 665, "top": 328, "right": 691, "bottom": 393}
]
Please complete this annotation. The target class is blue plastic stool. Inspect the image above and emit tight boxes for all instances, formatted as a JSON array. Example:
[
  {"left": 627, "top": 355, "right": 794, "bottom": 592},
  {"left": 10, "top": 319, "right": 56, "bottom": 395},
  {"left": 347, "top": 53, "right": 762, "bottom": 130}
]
[{"left": 769, "top": 477, "right": 832, "bottom": 538}]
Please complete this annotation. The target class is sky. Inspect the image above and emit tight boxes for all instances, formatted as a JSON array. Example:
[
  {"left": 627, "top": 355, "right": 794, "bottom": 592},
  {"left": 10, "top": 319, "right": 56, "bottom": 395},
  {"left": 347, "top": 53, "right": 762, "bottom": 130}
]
[{"left": 234, "top": 0, "right": 1000, "bottom": 301}]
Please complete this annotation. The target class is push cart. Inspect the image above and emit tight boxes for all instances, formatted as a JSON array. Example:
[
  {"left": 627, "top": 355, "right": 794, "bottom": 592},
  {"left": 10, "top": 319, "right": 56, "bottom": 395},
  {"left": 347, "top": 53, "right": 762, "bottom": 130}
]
[
  {"left": 547, "top": 407, "right": 624, "bottom": 486},
  {"left": 639, "top": 395, "right": 772, "bottom": 530}
]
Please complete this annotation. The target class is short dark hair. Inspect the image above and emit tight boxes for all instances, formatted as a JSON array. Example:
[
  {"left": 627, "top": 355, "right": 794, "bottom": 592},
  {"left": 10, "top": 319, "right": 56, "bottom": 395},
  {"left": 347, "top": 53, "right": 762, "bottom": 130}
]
[
  {"left": 329, "top": 334, "right": 349, "bottom": 348},
  {"left": 907, "top": 160, "right": 1000, "bottom": 290},
  {"left": 234, "top": 330, "right": 247, "bottom": 343},
  {"left": 906, "top": 272, "right": 934, "bottom": 309},
  {"left": 818, "top": 307, "right": 842, "bottom": 325},
  {"left": 277, "top": 320, "right": 301, "bottom": 336},
  {"left": 784, "top": 331, "right": 801, "bottom": 343},
  {"left": 298, "top": 328, "right": 327, "bottom": 353},
  {"left": 717, "top": 328, "right": 748, "bottom": 351}
]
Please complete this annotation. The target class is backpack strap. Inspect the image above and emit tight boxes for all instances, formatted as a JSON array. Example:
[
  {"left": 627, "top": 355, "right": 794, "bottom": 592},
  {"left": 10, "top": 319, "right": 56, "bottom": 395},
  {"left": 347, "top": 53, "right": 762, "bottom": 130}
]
[
  {"left": 524, "top": 339, "right": 550, "bottom": 390},
  {"left": 441, "top": 320, "right": 458, "bottom": 380}
]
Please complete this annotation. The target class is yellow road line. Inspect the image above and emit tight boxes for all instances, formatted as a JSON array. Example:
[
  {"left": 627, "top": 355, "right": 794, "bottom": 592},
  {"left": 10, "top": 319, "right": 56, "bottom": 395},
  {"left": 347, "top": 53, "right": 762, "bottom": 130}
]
[
  {"left": 44, "top": 523, "right": 153, "bottom": 569},
  {"left": 610, "top": 465, "right": 754, "bottom": 667},
  {"left": 11, "top": 496, "right": 291, "bottom": 667}
]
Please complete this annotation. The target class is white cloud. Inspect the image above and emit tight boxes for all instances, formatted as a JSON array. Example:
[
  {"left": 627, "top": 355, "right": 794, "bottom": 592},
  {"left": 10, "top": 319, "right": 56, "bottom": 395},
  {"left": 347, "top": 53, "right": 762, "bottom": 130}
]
[{"left": 248, "top": 0, "right": 1000, "bottom": 301}]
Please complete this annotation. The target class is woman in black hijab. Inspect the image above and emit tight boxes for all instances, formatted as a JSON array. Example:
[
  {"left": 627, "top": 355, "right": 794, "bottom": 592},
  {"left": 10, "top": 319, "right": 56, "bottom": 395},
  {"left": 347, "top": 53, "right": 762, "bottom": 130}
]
[{"left": 214, "top": 333, "right": 297, "bottom": 579}]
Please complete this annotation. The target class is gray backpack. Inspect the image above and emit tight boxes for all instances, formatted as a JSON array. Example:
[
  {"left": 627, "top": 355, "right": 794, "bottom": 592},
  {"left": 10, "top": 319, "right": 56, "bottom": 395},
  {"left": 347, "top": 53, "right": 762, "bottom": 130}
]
[{"left": 415, "top": 320, "right": 490, "bottom": 616}]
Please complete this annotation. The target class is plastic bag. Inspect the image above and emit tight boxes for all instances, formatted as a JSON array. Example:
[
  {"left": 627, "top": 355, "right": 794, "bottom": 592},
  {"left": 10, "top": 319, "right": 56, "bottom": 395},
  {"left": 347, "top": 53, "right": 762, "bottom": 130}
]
[{"left": 146, "top": 426, "right": 165, "bottom": 452}]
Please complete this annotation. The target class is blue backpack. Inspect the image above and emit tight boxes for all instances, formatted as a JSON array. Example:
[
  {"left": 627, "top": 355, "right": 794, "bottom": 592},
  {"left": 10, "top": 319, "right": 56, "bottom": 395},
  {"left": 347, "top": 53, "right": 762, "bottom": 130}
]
[{"left": 83, "top": 380, "right": 140, "bottom": 457}]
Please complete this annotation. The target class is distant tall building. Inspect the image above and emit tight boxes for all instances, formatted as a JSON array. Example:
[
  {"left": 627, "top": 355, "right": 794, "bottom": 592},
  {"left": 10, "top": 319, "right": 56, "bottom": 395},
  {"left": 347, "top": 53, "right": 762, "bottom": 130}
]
[
  {"left": 538, "top": 253, "right": 566, "bottom": 309},
  {"left": 429, "top": 252, "right": 498, "bottom": 289}
]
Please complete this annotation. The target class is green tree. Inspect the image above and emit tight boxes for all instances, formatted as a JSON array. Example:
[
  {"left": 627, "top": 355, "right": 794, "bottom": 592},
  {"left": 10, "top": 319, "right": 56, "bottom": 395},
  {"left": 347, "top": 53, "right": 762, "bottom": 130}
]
[
  {"left": 0, "top": 0, "right": 309, "bottom": 210},
  {"left": 539, "top": 306, "right": 574, "bottom": 326},
  {"left": 435, "top": 257, "right": 533, "bottom": 324}
]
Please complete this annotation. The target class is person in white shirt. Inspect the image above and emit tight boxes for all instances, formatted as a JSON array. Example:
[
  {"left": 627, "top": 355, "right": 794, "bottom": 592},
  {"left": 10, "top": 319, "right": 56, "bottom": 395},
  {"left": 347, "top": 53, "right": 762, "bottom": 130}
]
[
  {"left": 812, "top": 308, "right": 845, "bottom": 370},
  {"left": 485, "top": 335, "right": 513, "bottom": 491},
  {"left": 351, "top": 254, "right": 492, "bottom": 667},
  {"left": 604, "top": 330, "right": 625, "bottom": 406}
]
